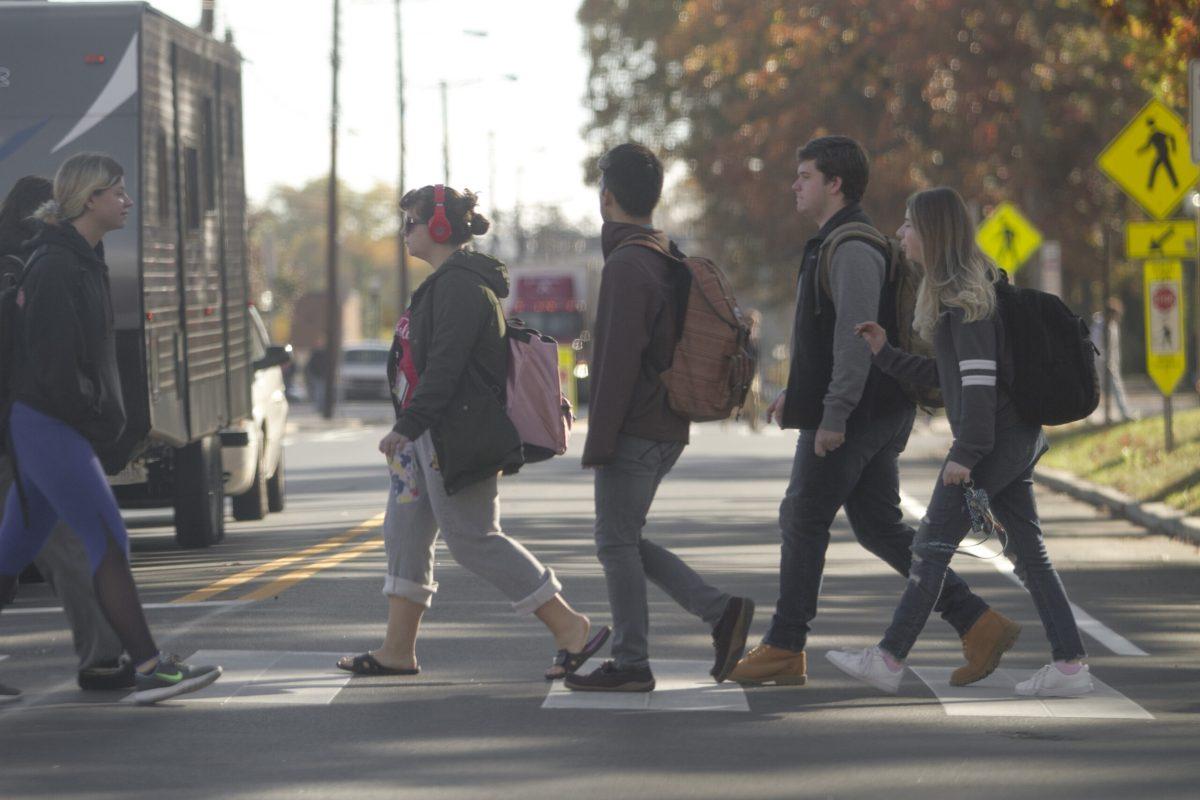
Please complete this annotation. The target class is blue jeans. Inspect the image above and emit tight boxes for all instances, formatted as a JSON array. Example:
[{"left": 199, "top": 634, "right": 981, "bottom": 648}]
[
  {"left": 879, "top": 424, "right": 1086, "bottom": 662},
  {"left": 764, "top": 408, "right": 989, "bottom": 652}
]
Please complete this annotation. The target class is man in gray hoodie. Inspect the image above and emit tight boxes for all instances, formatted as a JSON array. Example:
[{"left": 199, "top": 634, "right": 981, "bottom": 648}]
[{"left": 729, "top": 136, "right": 1014, "bottom": 687}]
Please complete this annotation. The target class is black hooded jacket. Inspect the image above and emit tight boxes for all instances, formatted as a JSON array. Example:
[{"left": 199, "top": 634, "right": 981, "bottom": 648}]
[
  {"left": 9, "top": 223, "right": 126, "bottom": 447},
  {"left": 389, "top": 249, "right": 522, "bottom": 494}
]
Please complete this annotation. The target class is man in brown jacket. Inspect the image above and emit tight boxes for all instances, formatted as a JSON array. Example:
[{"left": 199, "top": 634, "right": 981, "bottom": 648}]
[{"left": 566, "top": 143, "right": 754, "bottom": 693}]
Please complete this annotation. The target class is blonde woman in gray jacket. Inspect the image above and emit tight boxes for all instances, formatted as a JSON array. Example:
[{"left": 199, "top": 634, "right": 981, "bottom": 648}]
[{"left": 828, "top": 187, "right": 1092, "bottom": 698}]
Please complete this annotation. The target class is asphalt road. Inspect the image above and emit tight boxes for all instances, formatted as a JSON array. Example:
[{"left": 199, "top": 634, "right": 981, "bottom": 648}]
[{"left": 1, "top": 407, "right": 1197, "bottom": 800}]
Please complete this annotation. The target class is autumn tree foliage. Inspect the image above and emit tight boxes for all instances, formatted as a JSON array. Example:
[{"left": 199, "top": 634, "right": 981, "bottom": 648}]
[
  {"left": 578, "top": 0, "right": 1149, "bottom": 309},
  {"left": 1092, "top": 1, "right": 1200, "bottom": 108}
]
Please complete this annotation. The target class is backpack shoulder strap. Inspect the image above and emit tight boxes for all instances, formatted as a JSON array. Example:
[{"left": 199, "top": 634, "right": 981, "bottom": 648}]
[{"left": 816, "top": 223, "right": 892, "bottom": 299}]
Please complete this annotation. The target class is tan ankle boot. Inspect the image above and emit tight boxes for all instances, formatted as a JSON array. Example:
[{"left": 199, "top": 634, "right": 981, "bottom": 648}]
[
  {"left": 727, "top": 644, "right": 807, "bottom": 686},
  {"left": 952, "top": 609, "right": 1021, "bottom": 686}
]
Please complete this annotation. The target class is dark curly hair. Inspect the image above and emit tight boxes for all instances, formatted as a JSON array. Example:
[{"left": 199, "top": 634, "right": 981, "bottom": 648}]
[{"left": 400, "top": 185, "right": 490, "bottom": 246}]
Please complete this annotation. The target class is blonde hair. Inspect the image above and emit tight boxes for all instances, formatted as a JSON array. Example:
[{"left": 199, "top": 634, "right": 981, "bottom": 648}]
[
  {"left": 909, "top": 187, "right": 998, "bottom": 342},
  {"left": 33, "top": 153, "right": 124, "bottom": 225}
]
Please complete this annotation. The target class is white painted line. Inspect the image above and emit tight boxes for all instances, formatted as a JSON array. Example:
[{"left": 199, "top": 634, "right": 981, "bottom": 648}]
[
  {"left": 134, "top": 650, "right": 352, "bottom": 706},
  {"left": 2, "top": 600, "right": 253, "bottom": 615},
  {"left": 899, "top": 490, "right": 1149, "bottom": 657},
  {"left": 543, "top": 659, "right": 748, "bottom": 712},
  {"left": 0, "top": 655, "right": 7, "bottom": 663},
  {"left": 910, "top": 666, "right": 1153, "bottom": 720}
]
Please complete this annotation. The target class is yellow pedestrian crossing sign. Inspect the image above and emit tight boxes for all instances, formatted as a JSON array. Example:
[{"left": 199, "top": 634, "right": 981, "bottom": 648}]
[
  {"left": 1125, "top": 220, "right": 1196, "bottom": 259},
  {"left": 1097, "top": 98, "right": 1200, "bottom": 220},
  {"left": 976, "top": 202, "right": 1042, "bottom": 275},
  {"left": 1143, "top": 259, "right": 1187, "bottom": 396}
]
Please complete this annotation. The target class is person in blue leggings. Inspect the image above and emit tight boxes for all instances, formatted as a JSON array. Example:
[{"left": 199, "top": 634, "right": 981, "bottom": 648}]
[{"left": 0, "top": 153, "right": 221, "bottom": 705}]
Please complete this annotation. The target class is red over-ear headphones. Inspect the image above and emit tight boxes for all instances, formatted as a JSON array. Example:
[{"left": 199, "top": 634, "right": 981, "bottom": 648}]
[{"left": 427, "top": 184, "right": 453, "bottom": 244}]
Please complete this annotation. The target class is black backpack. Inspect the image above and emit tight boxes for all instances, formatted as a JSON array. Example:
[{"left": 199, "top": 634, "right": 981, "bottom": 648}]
[
  {"left": 995, "top": 276, "right": 1100, "bottom": 426},
  {"left": 0, "top": 249, "right": 40, "bottom": 405}
]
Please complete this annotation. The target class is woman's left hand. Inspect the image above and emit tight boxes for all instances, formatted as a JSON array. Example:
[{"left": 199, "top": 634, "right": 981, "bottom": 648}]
[
  {"left": 942, "top": 460, "right": 971, "bottom": 486},
  {"left": 379, "top": 430, "right": 409, "bottom": 461}
]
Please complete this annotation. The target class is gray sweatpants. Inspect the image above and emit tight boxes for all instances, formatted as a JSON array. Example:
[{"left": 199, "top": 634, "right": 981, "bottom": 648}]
[
  {"left": 381, "top": 432, "right": 561, "bottom": 613},
  {"left": 0, "top": 457, "right": 123, "bottom": 670}
]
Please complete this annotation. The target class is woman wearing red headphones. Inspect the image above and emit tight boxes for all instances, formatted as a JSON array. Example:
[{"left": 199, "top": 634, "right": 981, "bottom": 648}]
[{"left": 337, "top": 185, "right": 608, "bottom": 680}]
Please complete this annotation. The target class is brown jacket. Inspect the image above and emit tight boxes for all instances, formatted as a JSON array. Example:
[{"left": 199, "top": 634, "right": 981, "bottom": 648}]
[{"left": 582, "top": 222, "right": 689, "bottom": 466}]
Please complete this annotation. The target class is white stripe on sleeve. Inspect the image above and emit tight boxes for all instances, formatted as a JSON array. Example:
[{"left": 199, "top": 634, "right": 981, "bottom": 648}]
[
  {"left": 959, "top": 359, "right": 997, "bottom": 371},
  {"left": 962, "top": 375, "right": 997, "bottom": 387}
]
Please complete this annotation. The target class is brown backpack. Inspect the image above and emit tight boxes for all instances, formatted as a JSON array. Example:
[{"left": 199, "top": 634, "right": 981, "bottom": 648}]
[
  {"left": 619, "top": 236, "right": 756, "bottom": 422},
  {"left": 817, "top": 223, "right": 943, "bottom": 411}
]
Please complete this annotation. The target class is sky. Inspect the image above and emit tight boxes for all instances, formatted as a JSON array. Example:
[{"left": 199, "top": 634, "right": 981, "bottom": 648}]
[{"left": 76, "top": 0, "right": 601, "bottom": 227}]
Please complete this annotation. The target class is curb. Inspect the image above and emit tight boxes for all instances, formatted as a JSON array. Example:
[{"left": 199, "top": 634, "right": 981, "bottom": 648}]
[{"left": 1034, "top": 466, "right": 1200, "bottom": 549}]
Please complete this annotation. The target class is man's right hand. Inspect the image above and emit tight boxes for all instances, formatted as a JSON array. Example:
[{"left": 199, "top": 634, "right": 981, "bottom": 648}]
[{"left": 766, "top": 390, "right": 786, "bottom": 429}]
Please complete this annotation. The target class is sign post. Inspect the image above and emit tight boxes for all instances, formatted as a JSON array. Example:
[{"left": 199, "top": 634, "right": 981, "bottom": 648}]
[
  {"left": 1189, "top": 59, "right": 1199, "bottom": 163},
  {"left": 976, "top": 202, "right": 1043, "bottom": 277},
  {"left": 1143, "top": 260, "right": 1187, "bottom": 450}
]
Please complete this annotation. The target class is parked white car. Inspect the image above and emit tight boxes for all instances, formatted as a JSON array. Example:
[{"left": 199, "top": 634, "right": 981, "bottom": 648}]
[
  {"left": 339, "top": 341, "right": 392, "bottom": 401},
  {"left": 222, "top": 306, "right": 290, "bottom": 520}
]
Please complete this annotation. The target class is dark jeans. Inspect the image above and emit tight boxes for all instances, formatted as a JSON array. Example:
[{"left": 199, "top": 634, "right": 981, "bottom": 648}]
[
  {"left": 880, "top": 425, "right": 1086, "bottom": 662},
  {"left": 764, "top": 408, "right": 989, "bottom": 652},
  {"left": 593, "top": 435, "right": 731, "bottom": 670}
]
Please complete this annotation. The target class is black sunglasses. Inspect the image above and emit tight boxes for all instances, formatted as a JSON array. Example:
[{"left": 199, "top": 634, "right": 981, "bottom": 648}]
[{"left": 404, "top": 216, "right": 425, "bottom": 233}]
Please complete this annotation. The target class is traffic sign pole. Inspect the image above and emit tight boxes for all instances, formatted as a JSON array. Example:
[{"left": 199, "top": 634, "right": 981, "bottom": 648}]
[{"left": 1144, "top": 259, "right": 1187, "bottom": 450}]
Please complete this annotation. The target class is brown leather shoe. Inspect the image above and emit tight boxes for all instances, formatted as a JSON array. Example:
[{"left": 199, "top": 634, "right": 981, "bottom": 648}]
[
  {"left": 727, "top": 644, "right": 807, "bottom": 686},
  {"left": 952, "top": 609, "right": 1021, "bottom": 686}
]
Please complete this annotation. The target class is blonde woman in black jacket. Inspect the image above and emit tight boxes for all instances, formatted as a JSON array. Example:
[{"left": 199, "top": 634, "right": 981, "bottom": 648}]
[
  {"left": 0, "top": 153, "right": 221, "bottom": 704},
  {"left": 832, "top": 187, "right": 1091, "bottom": 698}
]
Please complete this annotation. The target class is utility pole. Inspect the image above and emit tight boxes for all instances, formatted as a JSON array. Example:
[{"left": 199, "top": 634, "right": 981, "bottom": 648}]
[
  {"left": 323, "top": 0, "right": 341, "bottom": 420},
  {"left": 439, "top": 79, "right": 450, "bottom": 185},
  {"left": 395, "top": 0, "right": 410, "bottom": 311}
]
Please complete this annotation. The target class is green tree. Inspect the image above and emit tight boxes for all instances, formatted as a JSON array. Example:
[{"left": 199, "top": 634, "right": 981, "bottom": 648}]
[{"left": 248, "top": 179, "right": 431, "bottom": 342}]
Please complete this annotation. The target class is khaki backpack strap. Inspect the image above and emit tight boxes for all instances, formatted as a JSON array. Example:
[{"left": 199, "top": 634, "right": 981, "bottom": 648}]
[{"left": 816, "top": 223, "right": 892, "bottom": 300}]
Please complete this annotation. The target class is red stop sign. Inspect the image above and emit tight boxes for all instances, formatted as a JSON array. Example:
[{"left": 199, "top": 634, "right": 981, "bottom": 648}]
[{"left": 1153, "top": 286, "right": 1177, "bottom": 312}]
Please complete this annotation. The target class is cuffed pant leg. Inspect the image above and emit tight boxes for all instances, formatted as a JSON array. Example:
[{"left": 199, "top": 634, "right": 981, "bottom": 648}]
[
  {"left": 381, "top": 442, "right": 439, "bottom": 608},
  {"left": 417, "top": 435, "right": 560, "bottom": 615}
]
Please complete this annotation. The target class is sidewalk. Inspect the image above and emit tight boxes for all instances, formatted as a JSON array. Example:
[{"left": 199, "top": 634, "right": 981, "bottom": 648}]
[{"left": 1034, "top": 465, "right": 1200, "bottom": 551}]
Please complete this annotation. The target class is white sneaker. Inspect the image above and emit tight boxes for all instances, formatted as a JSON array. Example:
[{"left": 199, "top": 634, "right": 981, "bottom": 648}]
[
  {"left": 1015, "top": 663, "right": 1094, "bottom": 697},
  {"left": 825, "top": 647, "right": 904, "bottom": 694}
]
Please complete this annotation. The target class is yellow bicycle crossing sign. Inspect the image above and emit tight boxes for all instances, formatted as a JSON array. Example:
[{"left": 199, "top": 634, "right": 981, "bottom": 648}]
[
  {"left": 1097, "top": 99, "right": 1200, "bottom": 220},
  {"left": 976, "top": 202, "right": 1042, "bottom": 275}
]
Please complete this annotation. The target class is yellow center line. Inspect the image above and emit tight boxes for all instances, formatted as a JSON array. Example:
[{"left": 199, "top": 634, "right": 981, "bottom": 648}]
[
  {"left": 171, "top": 512, "right": 386, "bottom": 604},
  {"left": 238, "top": 536, "right": 387, "bottom": 602}
]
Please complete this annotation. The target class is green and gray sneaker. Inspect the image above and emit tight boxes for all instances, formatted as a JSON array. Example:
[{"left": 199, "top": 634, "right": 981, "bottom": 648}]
[{"left": 132, "top": 654, "right": 222, "bottom": 705}]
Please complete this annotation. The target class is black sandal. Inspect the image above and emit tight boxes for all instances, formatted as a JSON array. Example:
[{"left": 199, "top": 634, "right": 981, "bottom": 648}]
[
  {"left": 544, "top": 625, "right": 611, "bottom": 680},
  {"left": 336, "top": 652, "right": 420, "bottom": 676}
]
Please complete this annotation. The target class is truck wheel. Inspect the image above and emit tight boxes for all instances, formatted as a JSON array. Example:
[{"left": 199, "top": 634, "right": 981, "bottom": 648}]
[
  {"left": 174, "top": 435, "right": 226, "bottom": 548},
  {"left": 266, "top": 451, "right": 286, "bottom": 513},
  {"left": 232, "top": 452, "right": 269, "bottom": 521}
]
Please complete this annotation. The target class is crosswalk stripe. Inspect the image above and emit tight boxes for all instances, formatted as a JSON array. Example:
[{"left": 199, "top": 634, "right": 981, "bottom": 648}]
[
  {"left": 898, "top": 491, "right": 1149, "bottom": 657},
  {"left": 4, "top": 600, "right": 252, "bottom": 615},
  {"left": 910, "top": 667, "right": 1153, "bottom": 720},
  {"left": 543, "top": 660, "right": 748, "bottom": 712},
  {"left": 128, "top": 650, "right": 353, "bottom": 706}
]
